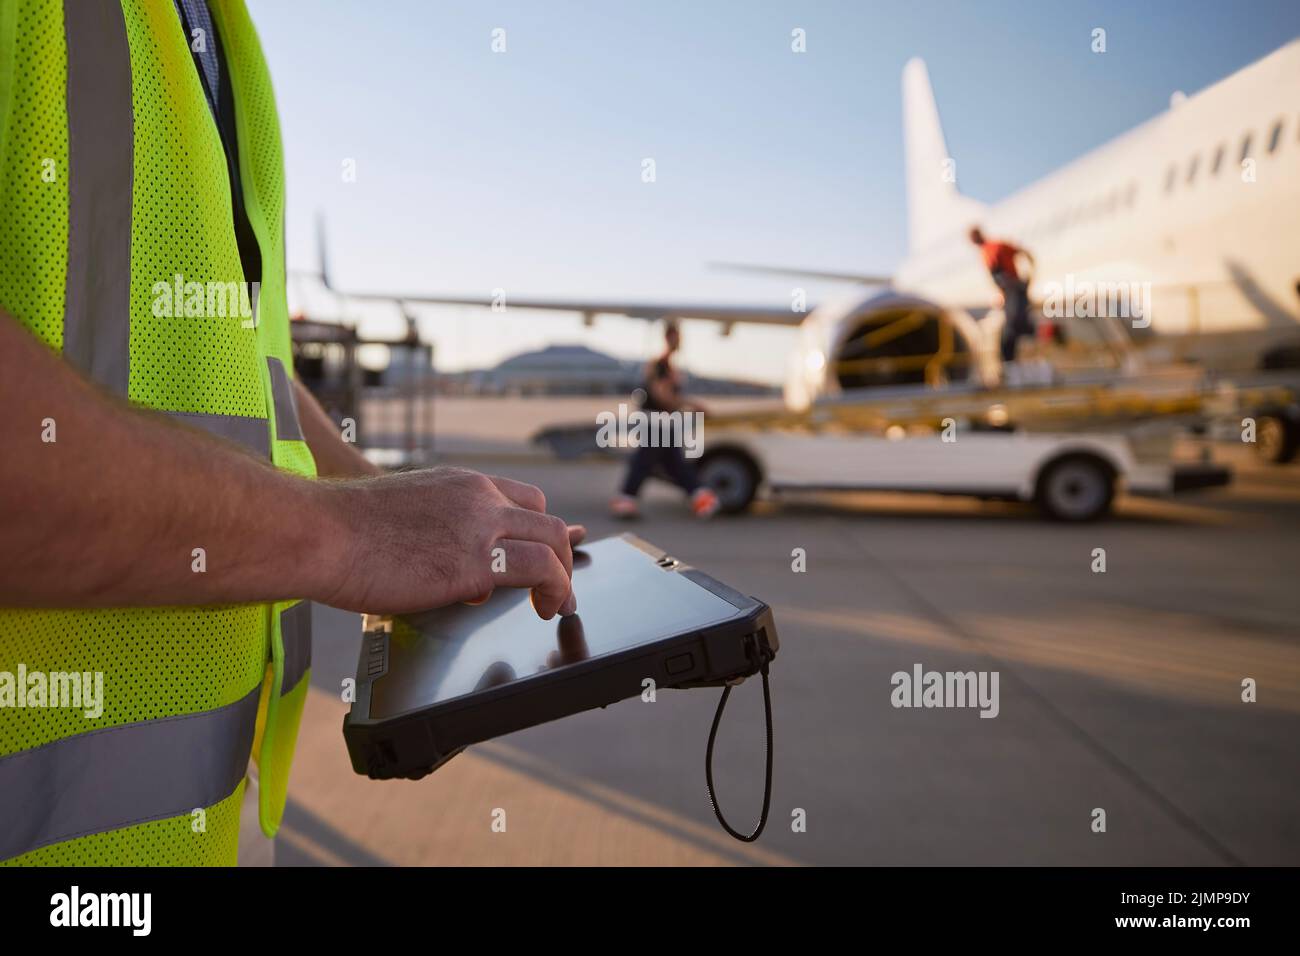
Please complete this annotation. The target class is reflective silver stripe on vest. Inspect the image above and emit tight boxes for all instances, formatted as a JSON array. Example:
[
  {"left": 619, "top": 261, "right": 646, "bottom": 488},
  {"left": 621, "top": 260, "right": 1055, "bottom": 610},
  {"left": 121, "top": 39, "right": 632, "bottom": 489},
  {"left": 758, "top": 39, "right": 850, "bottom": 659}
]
[
  {"left": 61, "top": 0, "right": 134, "bottom": 395},
  {"left": 0, "top": 685, "right": 260, "bottom": 861},
  {"left": 266, "top": 357, "right": 305, "bottom": 441},
  {"left": 163, "top": 410, "right": 272, "bottom": 459},
  {"left": 280, "top": 602, "right": 313, "bottom": 696}
]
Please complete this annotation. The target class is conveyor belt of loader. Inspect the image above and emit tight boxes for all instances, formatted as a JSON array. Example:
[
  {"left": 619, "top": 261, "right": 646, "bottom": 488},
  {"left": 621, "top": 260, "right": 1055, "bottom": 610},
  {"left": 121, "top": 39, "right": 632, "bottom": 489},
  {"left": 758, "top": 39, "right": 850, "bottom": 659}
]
[{"left": 708, "top": 374, "right": 1297, "bottom": 435}]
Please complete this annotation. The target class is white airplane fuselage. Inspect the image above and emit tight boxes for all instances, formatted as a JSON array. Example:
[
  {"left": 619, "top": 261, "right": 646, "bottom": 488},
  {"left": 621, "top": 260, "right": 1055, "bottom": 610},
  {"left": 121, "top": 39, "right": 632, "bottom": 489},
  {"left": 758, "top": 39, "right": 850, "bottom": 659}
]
[{"left": 788, "top": 39, "right": 1300, "bottom": 409}]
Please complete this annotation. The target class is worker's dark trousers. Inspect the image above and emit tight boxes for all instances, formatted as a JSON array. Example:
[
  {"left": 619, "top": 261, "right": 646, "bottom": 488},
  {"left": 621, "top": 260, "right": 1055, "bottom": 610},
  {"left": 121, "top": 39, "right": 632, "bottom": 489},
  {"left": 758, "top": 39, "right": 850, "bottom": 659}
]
[
  {"left": 621, "top": 443, "right": 700, "bottom": 496},
  {"left": 999, "top": 278, "right": 1033, "bottom": 361}
]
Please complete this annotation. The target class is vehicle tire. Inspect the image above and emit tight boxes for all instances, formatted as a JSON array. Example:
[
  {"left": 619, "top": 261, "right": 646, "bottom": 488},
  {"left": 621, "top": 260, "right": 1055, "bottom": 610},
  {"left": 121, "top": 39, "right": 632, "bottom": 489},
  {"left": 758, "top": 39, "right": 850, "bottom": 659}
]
[
  {"left": 1035, "top": 454, "right": 1115, "bottom": 522},
  {"left": 1254, "top": 413, "right": 1299, "bottom": 464},
  {"left": 697, "top": 450, "right": 760, "bottom": 514}
]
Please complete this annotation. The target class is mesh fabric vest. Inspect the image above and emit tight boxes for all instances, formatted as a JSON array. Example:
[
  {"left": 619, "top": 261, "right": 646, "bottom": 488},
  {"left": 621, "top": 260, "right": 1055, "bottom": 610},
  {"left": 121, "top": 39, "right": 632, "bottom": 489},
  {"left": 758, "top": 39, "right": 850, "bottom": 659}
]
[{"left": 0, "top": 0, "right": 316, "bottom": 865}]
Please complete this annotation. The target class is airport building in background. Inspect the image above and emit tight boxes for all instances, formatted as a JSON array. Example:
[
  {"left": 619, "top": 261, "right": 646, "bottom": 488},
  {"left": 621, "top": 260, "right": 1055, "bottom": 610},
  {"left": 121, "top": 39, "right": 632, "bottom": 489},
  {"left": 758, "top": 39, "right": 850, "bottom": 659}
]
[{"left": 435, "top": 344, "right": 778, "bottom": 397}]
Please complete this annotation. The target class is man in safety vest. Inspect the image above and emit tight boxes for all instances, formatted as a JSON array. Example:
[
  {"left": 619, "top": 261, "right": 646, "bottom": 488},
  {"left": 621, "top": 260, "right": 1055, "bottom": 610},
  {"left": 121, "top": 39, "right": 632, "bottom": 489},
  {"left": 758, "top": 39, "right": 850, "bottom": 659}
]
[{"left": 0, "top": 0, "right": 579, "bottom": 865}]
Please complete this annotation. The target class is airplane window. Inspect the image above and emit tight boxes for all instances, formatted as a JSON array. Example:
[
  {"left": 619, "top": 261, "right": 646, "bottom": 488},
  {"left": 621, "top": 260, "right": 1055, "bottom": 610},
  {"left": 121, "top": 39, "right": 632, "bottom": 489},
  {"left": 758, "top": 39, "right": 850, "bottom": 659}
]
[
  {"left": 1186, "top": 154, "right": 1199, "bottom": 184},
  {"left": 1211, "top": 144, "right": 1225, "bottom": 174},
  {"left": 1267, "top": 119, "right": 1283, "bottom": 153},
  {"left": 1164, "top": 164, "right": 1177, "bottom": 192},
  {"left": 1239, "top": 133, "right": 1253, "bottom": 163}
]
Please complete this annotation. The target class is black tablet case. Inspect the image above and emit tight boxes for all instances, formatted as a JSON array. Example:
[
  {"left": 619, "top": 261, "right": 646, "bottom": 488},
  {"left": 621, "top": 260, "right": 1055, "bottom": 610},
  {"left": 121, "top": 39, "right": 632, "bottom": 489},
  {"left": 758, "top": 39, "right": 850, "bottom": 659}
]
[{"left": 343, "top": 533, "right": 779, "bottom": 780}]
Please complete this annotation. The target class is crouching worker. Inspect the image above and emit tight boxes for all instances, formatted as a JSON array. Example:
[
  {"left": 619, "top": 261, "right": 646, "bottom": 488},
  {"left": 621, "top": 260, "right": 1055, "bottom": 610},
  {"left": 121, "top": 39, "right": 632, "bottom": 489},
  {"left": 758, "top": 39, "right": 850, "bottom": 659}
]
[{"left": 610, "top": 322, "right": 719, "bottom": 520}]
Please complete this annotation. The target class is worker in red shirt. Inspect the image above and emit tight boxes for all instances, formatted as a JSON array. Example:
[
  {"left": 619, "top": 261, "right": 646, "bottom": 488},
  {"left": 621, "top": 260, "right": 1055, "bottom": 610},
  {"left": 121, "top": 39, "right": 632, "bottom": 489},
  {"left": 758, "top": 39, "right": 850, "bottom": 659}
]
[{"left": 969, "top": 226, "right": 1036, "bottom": 362}]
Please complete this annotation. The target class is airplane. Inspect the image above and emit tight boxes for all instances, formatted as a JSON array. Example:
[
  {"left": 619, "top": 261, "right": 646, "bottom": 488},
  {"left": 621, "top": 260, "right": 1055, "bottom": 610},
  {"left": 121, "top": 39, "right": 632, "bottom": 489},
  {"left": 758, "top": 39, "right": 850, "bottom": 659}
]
[{"left": 312, "top": 37, "right": 1300, "bottom": 415}]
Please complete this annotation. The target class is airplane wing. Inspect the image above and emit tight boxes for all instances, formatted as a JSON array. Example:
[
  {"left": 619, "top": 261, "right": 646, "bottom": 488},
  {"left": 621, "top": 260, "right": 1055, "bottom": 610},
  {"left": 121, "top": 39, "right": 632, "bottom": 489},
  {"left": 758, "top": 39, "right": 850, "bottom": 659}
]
[
  {"left": 306, "top": 216, "right": 822, "bottom": 329},
  {"left": 324, "top": 286, "right": 809, "bottom": 328},
  {"left": 707, "top": 261, "right": 892, "bottom": 285}
]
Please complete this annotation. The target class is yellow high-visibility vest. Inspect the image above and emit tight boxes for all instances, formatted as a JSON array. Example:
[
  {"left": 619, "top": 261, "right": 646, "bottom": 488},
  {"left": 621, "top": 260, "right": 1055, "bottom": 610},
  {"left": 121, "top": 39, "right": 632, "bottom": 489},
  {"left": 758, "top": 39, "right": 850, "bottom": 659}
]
[{"left": 0, "top": 0, "right": 316, "bottom": 865}]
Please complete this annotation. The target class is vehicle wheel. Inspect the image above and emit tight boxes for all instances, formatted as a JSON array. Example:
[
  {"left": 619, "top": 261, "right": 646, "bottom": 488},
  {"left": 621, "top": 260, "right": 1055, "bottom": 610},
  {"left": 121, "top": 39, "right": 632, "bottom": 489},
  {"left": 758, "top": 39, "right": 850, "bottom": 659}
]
[
  {"left": 697, "top": 451, "right": 759, "bottom": 514},
  {"left": 1035, "top": 455, "right": 1115, "bottom": 522},
  {"left": 1255, "top": 413, "right": 1299, "bottom": 464}
]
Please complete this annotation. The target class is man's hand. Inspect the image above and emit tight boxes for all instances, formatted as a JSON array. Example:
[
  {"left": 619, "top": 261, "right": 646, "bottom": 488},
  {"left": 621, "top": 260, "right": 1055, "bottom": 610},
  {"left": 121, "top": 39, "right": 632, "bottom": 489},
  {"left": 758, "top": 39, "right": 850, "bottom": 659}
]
[
  {"left": 294, "top": 378, "right": 583, "bottom": 618},
  {"left": 312, "top": 467, "right": 578, "bottom": 619}
]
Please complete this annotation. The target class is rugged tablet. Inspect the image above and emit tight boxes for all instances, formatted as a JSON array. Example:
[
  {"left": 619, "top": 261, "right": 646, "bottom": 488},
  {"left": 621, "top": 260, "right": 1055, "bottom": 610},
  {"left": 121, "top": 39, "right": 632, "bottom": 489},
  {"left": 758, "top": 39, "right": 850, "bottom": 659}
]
[{"left": 342, "top": 533, "right": 778, "bottom": 790}]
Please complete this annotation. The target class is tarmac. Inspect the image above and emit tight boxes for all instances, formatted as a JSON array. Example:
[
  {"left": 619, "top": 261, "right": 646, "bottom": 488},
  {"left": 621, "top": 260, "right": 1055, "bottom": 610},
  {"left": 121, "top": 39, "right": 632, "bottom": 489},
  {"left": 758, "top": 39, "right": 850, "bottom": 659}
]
[{"left": 276, "top": 438, "right": 1300, "bottom": 866}]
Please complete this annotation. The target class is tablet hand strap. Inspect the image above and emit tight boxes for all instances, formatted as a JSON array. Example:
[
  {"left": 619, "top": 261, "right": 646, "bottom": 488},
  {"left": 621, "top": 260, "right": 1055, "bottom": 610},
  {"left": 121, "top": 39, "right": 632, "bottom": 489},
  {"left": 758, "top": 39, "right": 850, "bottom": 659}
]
[{"left": 704, "top": 662, "right": 773, "bottom": 843}]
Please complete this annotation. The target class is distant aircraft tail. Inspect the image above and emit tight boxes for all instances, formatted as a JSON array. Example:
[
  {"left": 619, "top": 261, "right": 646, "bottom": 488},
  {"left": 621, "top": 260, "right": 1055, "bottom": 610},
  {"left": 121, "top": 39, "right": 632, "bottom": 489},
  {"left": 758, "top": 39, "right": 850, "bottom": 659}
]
[{"left": 902, "top": 58, "right": 986, "bottom": 254}]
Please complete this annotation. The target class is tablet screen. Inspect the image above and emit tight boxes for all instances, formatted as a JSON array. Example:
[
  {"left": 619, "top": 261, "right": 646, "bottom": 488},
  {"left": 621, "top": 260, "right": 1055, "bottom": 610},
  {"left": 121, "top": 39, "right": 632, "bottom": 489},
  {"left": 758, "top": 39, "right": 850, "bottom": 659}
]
[{"left": 368, "top": 536, "right": 743, "bottom": 718}]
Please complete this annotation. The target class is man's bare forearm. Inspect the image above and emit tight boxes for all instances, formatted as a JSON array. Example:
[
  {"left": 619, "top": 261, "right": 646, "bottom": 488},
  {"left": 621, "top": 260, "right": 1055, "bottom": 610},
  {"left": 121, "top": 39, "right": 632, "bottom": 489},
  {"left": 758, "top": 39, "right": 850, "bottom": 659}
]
[
  {"left": 0, "top": 313, "right": 345, "bottom": 608},
  {"left": 292, "top": 378, "right": 382, "bottom": 479},
  {"left": 2, "top": 311, "right": 579, "bottom": 619}
]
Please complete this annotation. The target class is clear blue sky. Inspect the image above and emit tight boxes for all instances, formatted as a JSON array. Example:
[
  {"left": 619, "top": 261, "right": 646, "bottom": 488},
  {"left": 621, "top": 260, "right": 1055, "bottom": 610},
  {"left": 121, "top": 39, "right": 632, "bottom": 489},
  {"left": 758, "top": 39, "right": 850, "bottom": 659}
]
[{"left": 249, "top": 0, "right": 1300, "bottom": 383}]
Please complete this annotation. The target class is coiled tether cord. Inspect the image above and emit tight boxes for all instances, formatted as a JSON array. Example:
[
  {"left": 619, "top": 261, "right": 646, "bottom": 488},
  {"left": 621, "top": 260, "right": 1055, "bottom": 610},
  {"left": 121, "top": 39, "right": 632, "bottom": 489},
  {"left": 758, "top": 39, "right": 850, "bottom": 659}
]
[{"left": 704, "top": 662, "right": 773, "bottom": 842}]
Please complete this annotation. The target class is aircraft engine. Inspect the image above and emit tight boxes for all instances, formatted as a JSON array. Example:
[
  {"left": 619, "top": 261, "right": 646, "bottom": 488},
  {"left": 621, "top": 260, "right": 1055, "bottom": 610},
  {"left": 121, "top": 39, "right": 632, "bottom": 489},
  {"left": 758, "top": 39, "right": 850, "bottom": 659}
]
[{"left": 785, "top": 291, "right": 996, "bottom": 410}]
